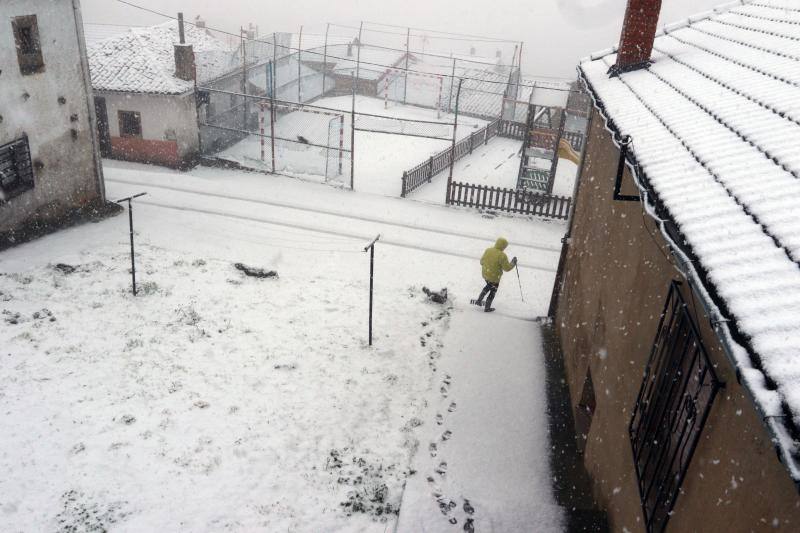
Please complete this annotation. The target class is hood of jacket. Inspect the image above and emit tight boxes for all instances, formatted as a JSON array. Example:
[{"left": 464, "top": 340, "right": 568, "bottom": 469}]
[{"left": 494, "top": 237, "right": 508, "bottom": 251}]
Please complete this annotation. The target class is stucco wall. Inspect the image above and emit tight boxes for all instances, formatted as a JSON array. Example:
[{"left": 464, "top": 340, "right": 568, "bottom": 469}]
[
  {"left": 553, "top": 107, "right": 800, "bottom": 532},
  {"left": 97, "top": 91, "right": 198, "bottom": 166},
  {"left": 0, "top": 0, "right": 104, "bottom": 233}
]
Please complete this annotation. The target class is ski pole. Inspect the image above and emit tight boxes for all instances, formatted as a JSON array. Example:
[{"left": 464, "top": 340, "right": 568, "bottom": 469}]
[{"left": 515, "top": 263, "right": 525, "bottom": 302}]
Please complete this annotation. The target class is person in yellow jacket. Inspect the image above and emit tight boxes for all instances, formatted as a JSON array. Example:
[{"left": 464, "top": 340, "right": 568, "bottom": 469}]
[{"left": 474, "top": 237, "right": 517, "bottom": 312}]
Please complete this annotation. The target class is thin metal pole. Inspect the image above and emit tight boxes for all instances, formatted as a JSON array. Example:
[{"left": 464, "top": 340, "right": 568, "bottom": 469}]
[
  {"left": 446, "top": 78, "right": 463, "bottom": 203},
  {"left": 368, "top": 244, "right": 374, "bottom": 346},
  {"left": 350, "top": 72, "right": 356, "bottom": 190},
  {"left": 403, "top": 27, "right": 410, "bottom": 104},
  {"left": 322, "top": 23, "right": 330, "bottom": 95},
  {"left": 448, "top": 57, "right": 456, "bottom": 112},
  {"left": 297, "top": 25, "right": 304, "bottom": 103},
  {"left": 364, "top": 234, "right": 380, "bottom": 346},
  {"left": 518, "top": 41, "right": 524, "bottom": 74},
  {"left": 515, "top": 263, "right": 525, "bottom": 302},
  {"left": 128, "top": 199, "right": 136, "bottom": 296},
  {"left": 269, "top": 75, "right": 276, "bottom": 173},
  {"left": 355, "top": 22, "right": 364, "bottom": 90},
  {"left": 241, "top": 28, "right": 248, "bottom": 129},
  {"left": 115, "top": 192, "right": 146, "bottom": 296}
]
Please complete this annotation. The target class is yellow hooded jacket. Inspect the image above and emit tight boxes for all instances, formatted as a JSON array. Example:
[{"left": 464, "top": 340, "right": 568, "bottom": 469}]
[{"left": 480, "top": 237, "right": 515, "bottom": 284}]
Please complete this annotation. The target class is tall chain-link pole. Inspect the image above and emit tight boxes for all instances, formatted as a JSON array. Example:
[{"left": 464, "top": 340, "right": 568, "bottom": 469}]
[{"left": 446, "top": 78, "right": 463, "bottom": 204}]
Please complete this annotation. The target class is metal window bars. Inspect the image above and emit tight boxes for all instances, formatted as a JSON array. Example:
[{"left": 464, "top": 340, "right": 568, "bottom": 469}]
[{"left": 629, "top": 281, "right": 722, "bottom": 533}]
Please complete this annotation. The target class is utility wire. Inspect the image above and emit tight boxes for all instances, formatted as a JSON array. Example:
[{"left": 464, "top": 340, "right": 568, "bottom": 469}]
[
  {"left": 113, "top": 0, "right": 582, "bottom": 94},
  {"left": 361, "top": 20, "right": 519, "bottom": 43}
]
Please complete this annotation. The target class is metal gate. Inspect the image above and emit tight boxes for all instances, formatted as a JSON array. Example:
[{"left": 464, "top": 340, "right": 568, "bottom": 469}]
[{"left": 629, "top": 281, "right": 722, "bottom": 533}]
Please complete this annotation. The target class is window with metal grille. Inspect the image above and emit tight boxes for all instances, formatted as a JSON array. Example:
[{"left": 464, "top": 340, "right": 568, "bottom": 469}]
[
  {"left": 12, "top": 15, "right": 45, "bottom": 75},
  {"left": 0, "top": 136, "right": 35, "bottom": 203},
  {"left": 629, "top": 281, "right": 721, "bottom": 533},
  {"left": 118, "top": 111, "right": 142, "bottom": 138}
]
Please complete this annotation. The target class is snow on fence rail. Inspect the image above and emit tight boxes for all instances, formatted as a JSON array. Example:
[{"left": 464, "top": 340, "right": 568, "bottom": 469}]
[
  {"left": 446, "top": 181, "right": 571, "bottom": 220},
  {"left": 401, "top": 118, "right": 501, "bottom": 197}
]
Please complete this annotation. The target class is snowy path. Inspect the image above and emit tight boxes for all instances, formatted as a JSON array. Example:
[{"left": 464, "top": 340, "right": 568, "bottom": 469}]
[{"left": 396, "top": 308, "right": 564, "bottom": 532}]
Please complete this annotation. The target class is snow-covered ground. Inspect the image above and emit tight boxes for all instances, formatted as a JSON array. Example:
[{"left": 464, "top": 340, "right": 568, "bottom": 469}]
[
  {"left": 0, "top": 160, "right": 567, "bottom": 531},
  {"left": 413, "top": 136, "right": 580, "bottom": 205},
  {"left": 216, "top": 95, "right": 487, "bottom": 197}
]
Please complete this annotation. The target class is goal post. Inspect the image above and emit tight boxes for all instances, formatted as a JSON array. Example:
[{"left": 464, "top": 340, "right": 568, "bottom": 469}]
[
  {"left": 257, "top": 100, "right": 346, "bottom": 180},
  {"left": 379, "top": 68, "right": 444, "bottom": 118}
]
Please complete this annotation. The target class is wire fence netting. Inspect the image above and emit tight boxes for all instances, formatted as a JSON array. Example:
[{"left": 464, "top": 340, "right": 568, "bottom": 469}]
[{"left": 194, "top": 27, "right": 584, "bottom": 189}]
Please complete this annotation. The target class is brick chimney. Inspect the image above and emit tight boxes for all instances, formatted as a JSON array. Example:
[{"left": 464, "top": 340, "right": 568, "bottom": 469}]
[
  {"left": 614, "top": 0, "right": 663, "bottom": 73},
  {"left": 174, "top": 12, "right": 195, "bottom": 82}
]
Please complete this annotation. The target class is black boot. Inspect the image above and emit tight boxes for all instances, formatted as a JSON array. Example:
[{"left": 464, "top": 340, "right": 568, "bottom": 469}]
[
  {"left": 474, "top": 283, "right": 490, "bottom": 306},
  {"left": 484, "top": 285, "right": 497, "bottom": 312}
]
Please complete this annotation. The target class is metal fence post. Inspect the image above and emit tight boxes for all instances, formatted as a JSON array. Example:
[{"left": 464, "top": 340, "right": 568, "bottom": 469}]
[
  {"left": 446, "top": 78, "right": 463, "bottom": 203},
  {"left": 403, "top": 27, "right": 410, "bottom": 105},
  {"left": 297, "top": 25, "right": 303, "bottom": 103},
  {"left": 402, "top": 172, "right": 407, "bottom": 197},
  {"left": 428, "top": 156, "right": 433, "bottom": 183},
  {"left": 322, "top": 23, "right": 329, "bottom": 95},
  {"left": 350, "top": 73, "right": 356, "bottom": 190},
  {"left": 448, "top": 57, "right": 456, "bottom": 112}
]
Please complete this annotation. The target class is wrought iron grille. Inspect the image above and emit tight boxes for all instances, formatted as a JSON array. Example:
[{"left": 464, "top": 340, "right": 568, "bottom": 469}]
[
  {"left": 629, "top": 281, "right": 721, "bottom": 533},
  {"left": 0, "top": 136, "right": 34, "bottom": 201}
]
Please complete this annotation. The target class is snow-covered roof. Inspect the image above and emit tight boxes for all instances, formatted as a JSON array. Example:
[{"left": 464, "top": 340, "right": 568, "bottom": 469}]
[
  {"left": 579, "top": 0, "right": 800, "bottom": 481},
  {"left": 83, "top": 23, "right": 141, "bottom": 46},
  {"left": 88, "top": 20, "right": 235, "bottom": 95}
]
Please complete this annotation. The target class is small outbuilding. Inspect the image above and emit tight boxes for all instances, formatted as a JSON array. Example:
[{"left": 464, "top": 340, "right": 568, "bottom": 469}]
[{"left": 87, "top": 20, "right": 233, "bottom": 168}]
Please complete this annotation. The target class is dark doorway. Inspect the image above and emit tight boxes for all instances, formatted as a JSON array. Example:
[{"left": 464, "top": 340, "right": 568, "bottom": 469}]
[{"left": 94, "top": 97, "right": 111, "bottom": 157}]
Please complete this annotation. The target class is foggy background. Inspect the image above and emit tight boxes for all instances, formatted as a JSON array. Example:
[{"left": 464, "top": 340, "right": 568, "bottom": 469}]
[{"left": 80, "top": 0, "right": 725, "bottom": 79}]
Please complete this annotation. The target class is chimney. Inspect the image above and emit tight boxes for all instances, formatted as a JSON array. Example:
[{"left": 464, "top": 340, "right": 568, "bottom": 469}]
[
  {"left": 174, "top": 12, "right": 195, "bottom": 81},
  {"left": 614, "top": 0, "right": 663, "bottom": 73}
]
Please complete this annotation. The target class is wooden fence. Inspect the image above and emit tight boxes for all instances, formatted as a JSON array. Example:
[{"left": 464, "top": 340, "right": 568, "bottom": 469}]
[
  {"left": 401, "top": 118, "right": 501, "bottom": 197},
  {"left": 446, "top": 181, "right": 572, "bottom": 220}
]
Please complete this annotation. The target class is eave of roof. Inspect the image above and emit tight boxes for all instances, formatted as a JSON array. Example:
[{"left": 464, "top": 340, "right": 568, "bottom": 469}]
[{"left": 576, "top": 0, "right": 800, "bottom": 488}]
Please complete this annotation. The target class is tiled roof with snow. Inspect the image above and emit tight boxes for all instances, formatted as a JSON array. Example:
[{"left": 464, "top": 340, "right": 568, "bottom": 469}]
[
  {"left": 88, "top": 21, "right": 236, "bottom": 94},
  {"left": 83, "top": 23, "right": 141, "bottom": 46},
  {"left": 579, "top": 0, "right": 800, "bottom": 479}
]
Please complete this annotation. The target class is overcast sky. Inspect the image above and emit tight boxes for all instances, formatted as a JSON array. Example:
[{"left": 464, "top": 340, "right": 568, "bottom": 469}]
[{"left": 80, "top": 0, "right": 725, "bottom": 78}]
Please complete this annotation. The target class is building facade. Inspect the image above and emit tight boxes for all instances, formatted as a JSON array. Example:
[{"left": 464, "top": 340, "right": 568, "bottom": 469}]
[
  {"left": 550, "top": 0, "right": 800, "bottom": 531},
  {"left": 87, "top": 20, "right": 235, "bottom": 168},
  {"left": 1, "top": 0, "right": 105, "bottom": 237}
]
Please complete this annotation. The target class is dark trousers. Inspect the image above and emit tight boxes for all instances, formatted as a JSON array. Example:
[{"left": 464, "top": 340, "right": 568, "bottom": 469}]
[{"left": 477, "top": 280, "right": 499, "bottom": 309}]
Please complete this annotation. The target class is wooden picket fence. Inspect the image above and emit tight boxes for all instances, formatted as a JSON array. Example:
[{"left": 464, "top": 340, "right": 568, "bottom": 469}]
[
  {"left": 446, "top": 181, "right": 571, "bottom": 220},
  {"left": 401, "top": 118, "right": 502, "bottom": 197}
]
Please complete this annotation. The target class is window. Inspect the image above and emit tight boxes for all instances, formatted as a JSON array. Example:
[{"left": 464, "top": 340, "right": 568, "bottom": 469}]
[
  {"left": 12, "top": 15, "right": 45, "bottom": 75},
  {"left": 0, "top": 136, "right": 35, "bottom": 203},
  {"left": 118, "top": 111, "right": 142, "bottom": 138},
  {"left": 629, "top": 281, "right": 721, "bottom": 533}
]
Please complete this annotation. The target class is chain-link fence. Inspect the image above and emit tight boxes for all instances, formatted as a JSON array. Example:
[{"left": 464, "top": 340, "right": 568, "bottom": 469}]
[{"left": 193, "top": 25, "right": 583, "bottom": 193}]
